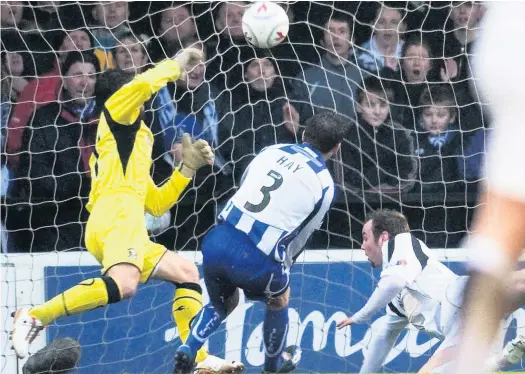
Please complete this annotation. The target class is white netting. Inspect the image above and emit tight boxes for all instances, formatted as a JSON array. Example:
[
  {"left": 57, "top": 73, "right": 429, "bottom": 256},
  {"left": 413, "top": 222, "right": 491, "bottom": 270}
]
[{"left": 1, "top": 1, "right": 510, "bottom": 374}]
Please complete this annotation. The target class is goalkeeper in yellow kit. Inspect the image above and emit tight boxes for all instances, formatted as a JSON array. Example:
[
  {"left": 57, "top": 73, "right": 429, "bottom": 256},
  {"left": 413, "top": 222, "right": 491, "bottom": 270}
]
[{"left": 11, "top": 48, "right": 244, "bottom": 374}]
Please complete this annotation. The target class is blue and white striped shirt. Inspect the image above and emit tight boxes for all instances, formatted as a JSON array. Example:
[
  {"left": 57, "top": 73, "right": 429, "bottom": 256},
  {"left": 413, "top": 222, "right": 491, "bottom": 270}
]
[{"left": 219, "top": 143, "right": 335, "bottom": 267}]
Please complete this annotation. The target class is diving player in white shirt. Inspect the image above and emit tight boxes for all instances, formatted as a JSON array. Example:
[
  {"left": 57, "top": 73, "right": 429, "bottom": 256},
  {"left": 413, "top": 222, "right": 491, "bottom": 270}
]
[
  {"left": 453, "top": 3, "right": 525, "bottom": 373},
  {"left": 173, "top": 112, "right": 349, "bottom": 374},
  {"left": 336, "top": 209, "right": 525, "bottom": 373}
]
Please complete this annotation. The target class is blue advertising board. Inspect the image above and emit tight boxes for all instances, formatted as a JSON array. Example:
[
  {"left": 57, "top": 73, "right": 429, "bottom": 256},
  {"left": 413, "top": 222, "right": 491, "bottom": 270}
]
[{"left": 44, "top": 261, "right": 523, "bottom": 373}]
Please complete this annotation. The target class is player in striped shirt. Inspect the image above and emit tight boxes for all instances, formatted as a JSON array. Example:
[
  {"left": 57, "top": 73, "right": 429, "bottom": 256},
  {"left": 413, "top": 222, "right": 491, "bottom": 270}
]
[
  {"left": 337, "top": 209, "right": 525, "bottom": 373},
  {"left": 173, "top": 112, "right": 349, "bottom": 374}
]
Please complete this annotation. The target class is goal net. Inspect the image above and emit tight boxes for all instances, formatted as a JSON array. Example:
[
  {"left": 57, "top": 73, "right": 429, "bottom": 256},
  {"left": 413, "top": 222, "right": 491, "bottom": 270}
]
[{"left": 1, "top": 1, "right": 522, "bottom": 373}]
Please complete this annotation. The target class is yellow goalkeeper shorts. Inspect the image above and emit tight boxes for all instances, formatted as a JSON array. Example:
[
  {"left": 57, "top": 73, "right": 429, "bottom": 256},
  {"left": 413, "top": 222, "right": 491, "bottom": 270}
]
[{"left": 85, "top": 194, "right": 167, "bottom": 283}]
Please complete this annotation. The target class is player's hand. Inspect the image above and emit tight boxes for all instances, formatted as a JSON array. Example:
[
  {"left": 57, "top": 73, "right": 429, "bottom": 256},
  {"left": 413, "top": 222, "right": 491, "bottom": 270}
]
[
  {"left": 174, "top": 48, "right": 204, "bottom": 82},
  {"left": 336, "top": 317, "right": 354, "bottom": 329},
  {"left": 440, "top": 59, "right": 458, "bottom": 82},
  {"left": 283, "top": 103, "right": 300, "bottom": 134},
  {"left": 181, "top": 133, "right": 215, "bottom": 172}
]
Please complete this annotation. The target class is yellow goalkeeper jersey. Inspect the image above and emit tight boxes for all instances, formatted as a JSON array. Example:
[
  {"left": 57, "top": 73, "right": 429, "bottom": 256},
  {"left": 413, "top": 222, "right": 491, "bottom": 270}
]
[{"left": 86, "top": 59, "right": 192, "bottom": 216}]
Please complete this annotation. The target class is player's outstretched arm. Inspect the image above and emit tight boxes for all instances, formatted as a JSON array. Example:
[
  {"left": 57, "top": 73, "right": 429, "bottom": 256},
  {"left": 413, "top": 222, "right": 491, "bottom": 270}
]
[
  {"left": 105, "top": 48, "right": 204, "bottom": 125},
  {"left": 337, "top": 275, "right": 407, "bottom": 328},
  {"left": 145, "top": 134, "right": 214, "bottom": 216}
]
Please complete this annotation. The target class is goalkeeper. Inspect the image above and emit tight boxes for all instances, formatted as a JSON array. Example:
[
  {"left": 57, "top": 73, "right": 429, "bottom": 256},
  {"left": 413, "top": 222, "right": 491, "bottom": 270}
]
[{"left": 11, "top": 48, "right": 243, "bottom": 374}]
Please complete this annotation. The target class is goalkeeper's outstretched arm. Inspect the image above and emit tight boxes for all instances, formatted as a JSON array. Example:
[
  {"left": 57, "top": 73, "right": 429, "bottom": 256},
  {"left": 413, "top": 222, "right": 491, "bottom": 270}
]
[
  {"left": 104, "top": 48, "right": 203, "bottom": 125},
  {"left": 105, "top": 59, "right": 183, "bottom": 125}
]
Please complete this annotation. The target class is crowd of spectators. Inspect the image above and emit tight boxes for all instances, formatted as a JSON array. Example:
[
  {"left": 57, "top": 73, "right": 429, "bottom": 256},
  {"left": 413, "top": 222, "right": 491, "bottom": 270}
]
[{"left": 0, "top": 1, "right": 490, "bottom": 253}]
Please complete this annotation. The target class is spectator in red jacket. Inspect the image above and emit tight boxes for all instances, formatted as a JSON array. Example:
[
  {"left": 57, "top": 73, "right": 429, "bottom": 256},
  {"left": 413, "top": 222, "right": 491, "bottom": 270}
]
[
  {"left": 8, "top": 50, "right": 100, "bottom": 252},
  {"left": 6, "top": 29, "right": 95, "bottom": 170}
]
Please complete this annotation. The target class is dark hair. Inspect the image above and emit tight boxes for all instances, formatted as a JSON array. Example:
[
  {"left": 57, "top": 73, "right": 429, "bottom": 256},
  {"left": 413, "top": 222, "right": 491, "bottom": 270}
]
[
  {"left": 51, "top": 28, "right": 95, "bottom": 51},
  {"left": 244, "top": 48, "right": 279, "bottom": 72},
  {"left": 419, "top": 84, "right": 457, "bottom": 118},
  {"left": 94, "top": 68, "right": 135, "bottom": 109},
  {"left": 401, "top": 34, "right": 434, "bottom": 60},
  {"left": 375, "top": 2, "right": 406, "bottom": 21},
  {"left": 61, "top": 50, "right": 100, "bottom": 76},
  {"left": 366, "top": 209, "right": 410, "bottom": 240},
  {"left": 419, "top": 84, "right": 455, "bottom": 106},
  {"left": 324, "top": 12, "right": 354, "bottom": 38},
  {"left": 356, "top": 76, "right": 394, "bottom": 103},
  {"left": 0, "top": 30, "right": 33, "bottom": 77},
  {"left": 155, "top": 4, "right": 193, "bottom": 34},
  {"left": 303, "top": 112, "right": 349, "bottom": 153},
  {"left": 111, "top": 31, "right": 149, "bottom": 60}
]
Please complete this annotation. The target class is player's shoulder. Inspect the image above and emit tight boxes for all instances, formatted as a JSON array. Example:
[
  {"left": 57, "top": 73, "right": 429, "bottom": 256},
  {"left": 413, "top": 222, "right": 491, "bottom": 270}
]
[
  {"left": 256, "top": 143, "right": 333, "bottom": 190},
  {"left": 394, "top": 232, "right": 428, "bottom": 250},
  {"left": 261, "top": 143, "right": 288, "bottom": 152},
  {"left": 259, "top": 143, "right": 302, "bottom": 157},
  {"left": 385, "top": 232, "right": 429, "bottom": 259}
]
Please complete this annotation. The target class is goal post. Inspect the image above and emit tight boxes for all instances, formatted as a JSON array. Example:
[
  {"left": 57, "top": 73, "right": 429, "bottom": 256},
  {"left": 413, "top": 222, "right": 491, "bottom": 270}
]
[{"left": 0, "top": 1, "right": 516, "bottom": 374}]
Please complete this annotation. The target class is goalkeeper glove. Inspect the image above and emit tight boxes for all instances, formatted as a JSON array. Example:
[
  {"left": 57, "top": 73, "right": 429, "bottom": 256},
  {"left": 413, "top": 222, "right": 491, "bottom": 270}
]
[
  {"left": 145, "top": 211, "right": 171, "bottom": 235},
  {"left": 181, "top": 133, "right": 215, "bottom": 171},
  {"left": 174, "top": 48, "right": 204, "bottom": 83}
]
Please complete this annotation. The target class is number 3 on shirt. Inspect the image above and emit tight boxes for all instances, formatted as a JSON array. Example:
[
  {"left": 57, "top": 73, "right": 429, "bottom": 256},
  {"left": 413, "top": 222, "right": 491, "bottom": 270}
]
[{"left": 244, "top": 170, "right": 283, "bottom": 213}]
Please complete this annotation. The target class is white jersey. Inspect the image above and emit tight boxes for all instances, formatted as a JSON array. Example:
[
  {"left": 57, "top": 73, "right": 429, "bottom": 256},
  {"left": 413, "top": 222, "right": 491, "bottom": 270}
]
[
  {"left": 355, "top": 233, "right": 465, "bottom": 373},
  {"left": 219, "top": 143, "right": 334, "bottom": 267},
  {"left": 380, "top": 233, "right": 461, "bottom": 339}
]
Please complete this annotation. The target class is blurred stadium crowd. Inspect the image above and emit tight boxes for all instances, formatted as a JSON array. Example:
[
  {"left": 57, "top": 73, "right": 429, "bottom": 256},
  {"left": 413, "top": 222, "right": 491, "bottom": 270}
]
[{"left": 0, "top": 1, "right": 489, "bottom": 253}]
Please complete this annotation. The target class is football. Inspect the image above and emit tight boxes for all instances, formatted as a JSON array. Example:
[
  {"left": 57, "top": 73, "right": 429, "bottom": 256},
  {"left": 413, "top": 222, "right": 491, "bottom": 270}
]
[{"left": 242, "top": 1, "right": 289, "bottom": 49}]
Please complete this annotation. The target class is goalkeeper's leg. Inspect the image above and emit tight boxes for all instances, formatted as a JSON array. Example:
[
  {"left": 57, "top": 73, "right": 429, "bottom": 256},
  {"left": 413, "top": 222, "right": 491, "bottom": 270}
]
[
  {"left": 151, "top": 250, "right": 244, "bottom": 374},
  {"left": 174, "top": 272, "right": 237, "bottom": 374},
  {"left": 151, "top": 250, "right": 209, "bottom": 363},
  {"left": 12, "top": 263, "right": 139, "bottom": 359}
]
